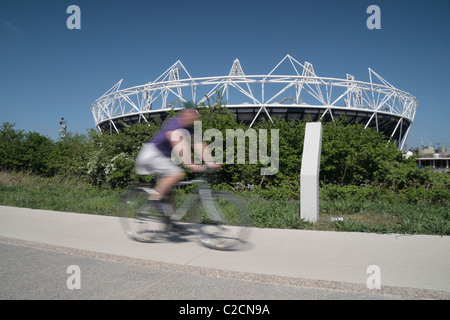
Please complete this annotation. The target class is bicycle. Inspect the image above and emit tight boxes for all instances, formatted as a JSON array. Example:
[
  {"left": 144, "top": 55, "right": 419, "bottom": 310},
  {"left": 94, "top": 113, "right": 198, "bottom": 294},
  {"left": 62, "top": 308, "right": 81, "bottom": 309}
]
[{"left": 119, "top": 168, "right": 252, "bottom": 250}]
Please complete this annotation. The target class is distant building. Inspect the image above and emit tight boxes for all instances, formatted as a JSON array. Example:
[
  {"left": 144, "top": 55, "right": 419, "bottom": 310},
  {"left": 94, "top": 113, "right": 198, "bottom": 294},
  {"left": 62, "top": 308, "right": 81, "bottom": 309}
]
[
  {"left": 415, "top": 144, "right": 449, "bottom": 171},
  {"left": 438, "top": 146, "right": 449, "bottom": 155},
  {"left": 417, "top": 157, "right": 450, "bottom": 172},
  {"left": 418, "top": 147, "right": 436, "bottom": 156}
]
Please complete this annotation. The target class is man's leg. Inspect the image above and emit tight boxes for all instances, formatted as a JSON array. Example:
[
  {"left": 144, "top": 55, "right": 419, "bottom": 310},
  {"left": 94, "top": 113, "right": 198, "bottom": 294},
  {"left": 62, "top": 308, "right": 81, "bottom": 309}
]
[{"left": 150, "top": 171, "right": 184, "bottom": 200}]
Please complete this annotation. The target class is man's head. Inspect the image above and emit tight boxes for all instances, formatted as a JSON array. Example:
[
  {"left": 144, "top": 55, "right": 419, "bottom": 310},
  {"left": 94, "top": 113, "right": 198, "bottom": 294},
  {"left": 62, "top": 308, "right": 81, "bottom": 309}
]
[{"left": 180, "top": 101, "right": 200, "bottom": 126}]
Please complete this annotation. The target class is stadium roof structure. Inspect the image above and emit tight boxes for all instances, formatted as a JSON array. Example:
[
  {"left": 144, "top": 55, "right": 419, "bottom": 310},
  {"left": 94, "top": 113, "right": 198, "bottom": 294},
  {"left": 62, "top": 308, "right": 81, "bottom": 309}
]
[{"left": 91, "top": 54, "right": 417, "bottom": 149}]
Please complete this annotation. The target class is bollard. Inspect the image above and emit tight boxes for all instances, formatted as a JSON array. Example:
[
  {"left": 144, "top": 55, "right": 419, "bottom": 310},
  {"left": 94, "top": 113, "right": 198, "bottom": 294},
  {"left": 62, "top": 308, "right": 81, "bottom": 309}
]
[{"left": 300, "top": 122, "right": 322, "bottom": 223}]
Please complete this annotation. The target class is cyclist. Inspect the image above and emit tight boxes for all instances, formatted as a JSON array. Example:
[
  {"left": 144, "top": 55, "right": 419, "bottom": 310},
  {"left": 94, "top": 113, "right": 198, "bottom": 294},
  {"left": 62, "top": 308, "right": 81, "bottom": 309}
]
[{"left": 136, "top": 101, "right": 220, "bottom": 210}]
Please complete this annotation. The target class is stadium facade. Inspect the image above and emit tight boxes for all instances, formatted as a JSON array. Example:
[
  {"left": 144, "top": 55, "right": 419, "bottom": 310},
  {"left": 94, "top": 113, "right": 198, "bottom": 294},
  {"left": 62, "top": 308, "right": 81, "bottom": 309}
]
[{"left": 91, "top": 55, "right": 417, "bottom": 150}]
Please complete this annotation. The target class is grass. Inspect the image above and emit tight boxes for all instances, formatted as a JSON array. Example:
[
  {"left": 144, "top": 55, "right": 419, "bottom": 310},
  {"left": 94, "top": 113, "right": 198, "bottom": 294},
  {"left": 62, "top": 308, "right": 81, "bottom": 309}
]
[
  {"left": 1, "top": 171, "right": 449, "bottom": 235},
  {"left": 0, "top": 172, "right": 121, "bottom": 216},
  {"left": 225, "top": 191, "right": 450, "bottom": 235}
]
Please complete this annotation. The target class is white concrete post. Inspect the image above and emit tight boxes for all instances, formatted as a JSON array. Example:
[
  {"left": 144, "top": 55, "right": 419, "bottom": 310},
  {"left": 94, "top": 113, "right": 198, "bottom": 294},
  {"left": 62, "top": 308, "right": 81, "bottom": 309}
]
[{"left": 300, "top": 122, "right": 323, "bottom": 223}]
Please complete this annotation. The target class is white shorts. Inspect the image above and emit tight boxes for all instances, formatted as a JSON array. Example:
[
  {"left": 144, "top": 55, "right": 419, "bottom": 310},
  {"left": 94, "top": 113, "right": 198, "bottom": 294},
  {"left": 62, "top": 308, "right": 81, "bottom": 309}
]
[{"left": 136, "top": 143, "right": 183, "bottom": 177}]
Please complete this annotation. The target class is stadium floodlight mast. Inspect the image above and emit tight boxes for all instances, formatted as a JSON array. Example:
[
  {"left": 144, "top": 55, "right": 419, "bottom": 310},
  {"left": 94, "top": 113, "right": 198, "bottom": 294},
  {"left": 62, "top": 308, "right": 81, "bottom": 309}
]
[
  {"left": 59, "top": 117, "right": 67, "bottom": 138},
  {"left": 91, "top": 54, "right": 417, "bottom": 150}
]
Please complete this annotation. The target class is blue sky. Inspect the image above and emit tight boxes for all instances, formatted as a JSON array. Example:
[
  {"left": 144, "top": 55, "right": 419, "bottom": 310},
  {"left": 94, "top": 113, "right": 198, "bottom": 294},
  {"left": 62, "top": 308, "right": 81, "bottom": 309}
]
[{"left": 1, "top": 0, "right": 449, "bottom": 149}]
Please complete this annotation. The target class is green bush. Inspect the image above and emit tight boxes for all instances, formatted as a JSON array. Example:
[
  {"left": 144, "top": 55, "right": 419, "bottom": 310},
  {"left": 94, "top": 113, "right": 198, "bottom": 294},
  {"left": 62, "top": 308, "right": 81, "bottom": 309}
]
[
  {"left": 0, "top": 123, "right": 54, "bottom": 175},
  {"left": 1, "top": 104, "right": 449, "bottom": 208}
]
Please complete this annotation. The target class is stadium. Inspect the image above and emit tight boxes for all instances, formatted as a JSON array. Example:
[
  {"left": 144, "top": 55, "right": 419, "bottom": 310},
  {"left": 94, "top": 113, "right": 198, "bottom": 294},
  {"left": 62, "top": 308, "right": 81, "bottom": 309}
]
[{"left": 91, "top": 55, "right": 417, "bottom": 150}]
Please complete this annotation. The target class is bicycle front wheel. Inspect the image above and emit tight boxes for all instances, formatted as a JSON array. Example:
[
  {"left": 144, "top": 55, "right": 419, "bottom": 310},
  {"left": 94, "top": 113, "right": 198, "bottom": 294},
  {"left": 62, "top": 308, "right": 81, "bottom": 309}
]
[
  {"left": 198, "top": 190, "right": 252, "bottom": 250},
  {"left": 119, "top": 185, "right": 169, "bottom": 243}
]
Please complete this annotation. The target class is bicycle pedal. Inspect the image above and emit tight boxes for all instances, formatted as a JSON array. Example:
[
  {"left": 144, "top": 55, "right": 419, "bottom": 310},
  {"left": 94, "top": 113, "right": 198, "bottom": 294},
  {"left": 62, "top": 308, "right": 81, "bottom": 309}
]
[
  {"left": 136, "top": 212, "right": 150, "bottom": 219},
  {"left": 167, "top": 222, "right": 190, "bottom": 234}
]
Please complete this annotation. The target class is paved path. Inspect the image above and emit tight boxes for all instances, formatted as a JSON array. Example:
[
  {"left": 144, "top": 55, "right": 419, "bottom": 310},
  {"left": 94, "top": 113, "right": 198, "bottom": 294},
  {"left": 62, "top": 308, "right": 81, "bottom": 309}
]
[{"left": 1, "top": 205, "right": 449, "bottom": 300}]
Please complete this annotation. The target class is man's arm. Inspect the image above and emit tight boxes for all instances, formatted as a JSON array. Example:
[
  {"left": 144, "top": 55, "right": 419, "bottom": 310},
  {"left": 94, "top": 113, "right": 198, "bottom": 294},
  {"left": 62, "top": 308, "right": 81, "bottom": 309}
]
[{"left": 167, "top": 130, "right": 205, "bottom": 171}]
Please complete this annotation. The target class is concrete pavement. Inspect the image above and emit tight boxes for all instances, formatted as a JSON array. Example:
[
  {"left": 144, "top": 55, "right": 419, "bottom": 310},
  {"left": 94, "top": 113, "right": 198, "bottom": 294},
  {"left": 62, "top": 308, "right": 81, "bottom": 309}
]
[{"left": 0, "top": 205, "right": 449, "bottom": 299}]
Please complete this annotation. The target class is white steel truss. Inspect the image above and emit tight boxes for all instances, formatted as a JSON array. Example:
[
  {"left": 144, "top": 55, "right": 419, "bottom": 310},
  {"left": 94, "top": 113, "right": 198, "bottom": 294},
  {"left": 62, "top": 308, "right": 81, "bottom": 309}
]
[{"left": 91, "top": 55, "right": 418, "bottom": 150}]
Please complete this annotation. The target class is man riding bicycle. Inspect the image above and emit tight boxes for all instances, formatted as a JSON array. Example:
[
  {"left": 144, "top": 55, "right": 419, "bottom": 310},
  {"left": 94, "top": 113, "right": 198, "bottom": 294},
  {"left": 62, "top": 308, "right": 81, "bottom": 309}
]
[{"left": 136, "top": 101, "right": 220, "bottom": 209}]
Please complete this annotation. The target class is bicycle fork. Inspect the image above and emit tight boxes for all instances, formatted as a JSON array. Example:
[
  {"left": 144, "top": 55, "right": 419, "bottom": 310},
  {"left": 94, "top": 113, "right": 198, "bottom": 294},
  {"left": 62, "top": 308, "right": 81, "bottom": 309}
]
[{"left": 199, "top": 189, "right": 224, "bottom": 222}]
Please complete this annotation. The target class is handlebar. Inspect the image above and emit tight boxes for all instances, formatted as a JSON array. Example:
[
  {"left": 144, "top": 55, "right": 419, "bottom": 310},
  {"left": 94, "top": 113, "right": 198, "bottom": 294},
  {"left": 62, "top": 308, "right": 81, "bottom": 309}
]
[
  {"left": 203, "top": 163, "right": 221, "bottom": 171},
  {"left": 183, "top": 163, "right": 220, "bottom": 184}
]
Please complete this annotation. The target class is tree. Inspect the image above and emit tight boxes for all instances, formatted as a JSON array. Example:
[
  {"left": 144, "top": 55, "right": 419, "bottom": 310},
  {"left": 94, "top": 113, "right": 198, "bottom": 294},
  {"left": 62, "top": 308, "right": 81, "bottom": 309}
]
[
  {"left": 21, "top": 131, "right": 54, "bottom": 175},
  {"left": 0, "top": 122, "right": 54, "bottom": 175},
  {"left": 47, "top": 132, "right": 90, "bottom": 177},
  {"left": 0, "top": 122, "right": 25, "bottom": 171}
]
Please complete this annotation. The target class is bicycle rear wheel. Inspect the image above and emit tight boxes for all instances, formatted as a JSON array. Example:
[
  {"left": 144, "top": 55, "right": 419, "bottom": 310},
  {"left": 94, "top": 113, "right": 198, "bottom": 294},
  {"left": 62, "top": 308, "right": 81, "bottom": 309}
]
[
  {"left": 119, "top": 185, "right": 169, "bottom": 243},
  {"left": 197, "top": 190, "right": 252, "bottom": 250}
]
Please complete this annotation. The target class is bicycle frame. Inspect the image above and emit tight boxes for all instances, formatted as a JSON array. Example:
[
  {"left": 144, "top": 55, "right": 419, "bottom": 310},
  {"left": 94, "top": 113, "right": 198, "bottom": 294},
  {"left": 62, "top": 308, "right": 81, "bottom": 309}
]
[
  {"left": 120, "top": 170, "right": 251, "bottom": 250},
  {"left": 134, "top": 177, "right": 214, "bottom": 222}
]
